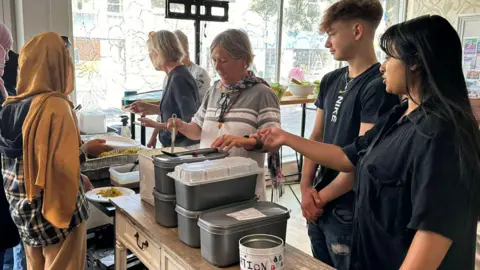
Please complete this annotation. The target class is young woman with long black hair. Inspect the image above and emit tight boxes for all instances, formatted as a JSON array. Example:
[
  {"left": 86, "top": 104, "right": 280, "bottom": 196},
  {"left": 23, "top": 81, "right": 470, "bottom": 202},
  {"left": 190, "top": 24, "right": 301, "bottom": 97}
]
[{"left": 258, "top": 15, "right": 480, "bottom": 269}]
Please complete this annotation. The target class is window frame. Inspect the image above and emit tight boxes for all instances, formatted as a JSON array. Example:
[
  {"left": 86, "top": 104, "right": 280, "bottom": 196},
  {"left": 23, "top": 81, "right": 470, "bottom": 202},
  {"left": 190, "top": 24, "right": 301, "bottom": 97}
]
[
  {"left": 107, "top": 0, "right": 123, "bottom": 15},
  {"left": 69, "top": 0, "right": 407, "bottom": 104}
]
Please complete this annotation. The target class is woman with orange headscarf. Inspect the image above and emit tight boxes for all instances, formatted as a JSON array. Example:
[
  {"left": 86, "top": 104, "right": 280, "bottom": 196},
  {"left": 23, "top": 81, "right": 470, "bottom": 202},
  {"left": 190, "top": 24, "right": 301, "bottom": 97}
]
[{"left": 0, "top": 32, "right": 89, "bottom": 270}]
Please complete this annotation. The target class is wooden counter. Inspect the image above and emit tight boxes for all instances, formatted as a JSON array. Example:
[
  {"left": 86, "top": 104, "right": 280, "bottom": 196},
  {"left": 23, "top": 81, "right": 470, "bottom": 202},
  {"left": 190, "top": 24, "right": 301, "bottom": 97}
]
[
  {"left": 111, "top": 195, "right": 334, "bottom": 270},
  {"left": 279, "top": 95, "right": 316, "bottom": 106}
]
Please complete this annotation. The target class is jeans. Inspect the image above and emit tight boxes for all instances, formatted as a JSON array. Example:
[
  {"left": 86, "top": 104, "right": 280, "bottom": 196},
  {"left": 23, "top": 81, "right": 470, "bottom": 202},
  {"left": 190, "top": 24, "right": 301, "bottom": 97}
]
[
  {"left": 3, "top": 243, "right": 27, "bottom": 270},
  {"left": 0, "top": 251, "right": 4, "bottom": 267},
  {"left": 308, "top": 205, "right": 354, "bottom": 270}
]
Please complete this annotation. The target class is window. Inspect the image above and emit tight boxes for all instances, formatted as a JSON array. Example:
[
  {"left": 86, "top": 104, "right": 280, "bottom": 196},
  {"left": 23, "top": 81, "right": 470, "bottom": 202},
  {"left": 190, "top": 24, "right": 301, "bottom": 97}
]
[
  {"left": 107, "top": 0, "right": 123, "bottom": 14},
  {"left": 278, "top": 0, "right": 405, "bottom": 160},
  {"left": 200, "top": 0, "right": 280, "bottom": 83},
  {"left": 152, "top": 0, "right": 166, "bottom": 16},
  {"left": 75, "top": 0, "right": 95, "bottom": 13},
  {"left": 72, "top": 0, "right": 195, "bottom": 110},
  {"left": 71, "top": 0, "right": 405, "bottom": 157},
  {"left": 152, "top": 0, "right": 165, "bottom": 10}
]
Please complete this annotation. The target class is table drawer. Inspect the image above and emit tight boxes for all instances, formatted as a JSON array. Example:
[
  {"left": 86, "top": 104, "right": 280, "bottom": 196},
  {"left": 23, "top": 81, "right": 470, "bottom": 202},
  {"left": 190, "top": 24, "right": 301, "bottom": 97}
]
[
  {"left": 116, "top": 213, "right": 161, "bottom": 269},
  {"left": 162, "top": 249, "right": 187, "bottom": 270}
]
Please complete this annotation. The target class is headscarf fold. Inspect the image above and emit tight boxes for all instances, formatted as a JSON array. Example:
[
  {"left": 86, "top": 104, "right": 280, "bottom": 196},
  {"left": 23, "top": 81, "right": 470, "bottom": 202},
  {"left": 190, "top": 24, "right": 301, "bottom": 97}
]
[{"left": 4, "top": 32, "right": 80, "bottom": 229}]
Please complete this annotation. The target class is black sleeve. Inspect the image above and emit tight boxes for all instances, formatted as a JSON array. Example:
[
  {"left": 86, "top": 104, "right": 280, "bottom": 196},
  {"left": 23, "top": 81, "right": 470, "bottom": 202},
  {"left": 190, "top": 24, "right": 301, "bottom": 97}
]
[
  {"left": 407, "top": 134, "right": 471, "bottom": 242},
  {"left": 79, "top": 148, "right": 87, "bottom": 164},
  {"left": 342, "top": 113, "right": 389, "bottom": 166},
  {"left": 360, "top": 77, "right": 399, "bottom": 123},
  {"left": 170, "top": 77, "right": 199, "bottom": 123},
  {"left": 314, "top": 74, "right": 330, "bottom": 109}
]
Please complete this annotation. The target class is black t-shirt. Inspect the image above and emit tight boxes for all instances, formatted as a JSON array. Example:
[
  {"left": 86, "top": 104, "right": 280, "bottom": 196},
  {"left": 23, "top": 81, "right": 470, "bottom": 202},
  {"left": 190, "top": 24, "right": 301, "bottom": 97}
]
[
  {"left": 159, "top": 65, "right": 200, "bottom": 147},
  {"left": 343, "top": 102, "right": 478, "bottom": 270},
  {"left": 3, "top": 50, "right": 18, "bottom": 96},
  {"left": 314, "top": 63, "right": 399, "bottom": 209}
]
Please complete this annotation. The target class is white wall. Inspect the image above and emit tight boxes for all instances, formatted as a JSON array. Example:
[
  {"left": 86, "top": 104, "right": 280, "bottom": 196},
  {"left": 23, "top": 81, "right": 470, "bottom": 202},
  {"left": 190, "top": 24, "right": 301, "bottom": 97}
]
[
  {"left": 13, "top": 0, "right": 73, "bottom": 50},
  {"left": 1, "top": 0, "right": 16, "bottom": 49}
]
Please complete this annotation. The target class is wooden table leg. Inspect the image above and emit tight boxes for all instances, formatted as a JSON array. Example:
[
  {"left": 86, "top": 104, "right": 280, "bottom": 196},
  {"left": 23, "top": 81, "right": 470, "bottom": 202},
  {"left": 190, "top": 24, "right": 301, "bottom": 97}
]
[{"left": 115, "top": 240, "right": 127, "bottom": 270}]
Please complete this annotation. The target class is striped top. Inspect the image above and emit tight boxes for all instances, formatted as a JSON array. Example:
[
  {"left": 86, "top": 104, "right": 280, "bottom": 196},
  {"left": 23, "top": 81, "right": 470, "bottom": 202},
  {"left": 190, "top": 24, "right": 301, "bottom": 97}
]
[{"left": 192, "top": 81, "right": 281, "bottom": 201}]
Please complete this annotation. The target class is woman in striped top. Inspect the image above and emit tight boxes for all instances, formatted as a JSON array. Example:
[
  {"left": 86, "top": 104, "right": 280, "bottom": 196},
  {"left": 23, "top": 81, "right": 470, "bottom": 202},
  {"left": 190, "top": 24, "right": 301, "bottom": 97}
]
[{"left": 166, "top": 29, "right": 281, "bottom": 201}]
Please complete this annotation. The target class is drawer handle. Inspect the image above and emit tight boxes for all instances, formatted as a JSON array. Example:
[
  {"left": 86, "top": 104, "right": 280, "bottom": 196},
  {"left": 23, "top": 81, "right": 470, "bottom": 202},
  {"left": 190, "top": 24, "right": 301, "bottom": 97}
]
[{"left": 134, "top": 232, "right": 149, "bottom": 250}]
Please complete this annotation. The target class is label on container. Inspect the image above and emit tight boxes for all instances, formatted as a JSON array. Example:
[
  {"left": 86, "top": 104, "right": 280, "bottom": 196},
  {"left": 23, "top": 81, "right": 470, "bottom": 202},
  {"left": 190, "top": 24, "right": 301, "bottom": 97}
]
[
  {"left": 226, "top": 208, "right": 266, "bottom": 221},
  {"left": 240, "top": 253, "right": 284, "bottom": 270}
]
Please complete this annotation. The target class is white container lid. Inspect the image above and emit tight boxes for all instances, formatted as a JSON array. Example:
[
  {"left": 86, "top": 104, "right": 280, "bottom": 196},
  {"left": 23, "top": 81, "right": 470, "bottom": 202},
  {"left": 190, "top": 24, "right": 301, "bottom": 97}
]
[
  {"left": 78, "top": 111, "right": 107, "bottom": 134},
  {"left": 168, "top": 157, "right": 262, "bottom": 186}
]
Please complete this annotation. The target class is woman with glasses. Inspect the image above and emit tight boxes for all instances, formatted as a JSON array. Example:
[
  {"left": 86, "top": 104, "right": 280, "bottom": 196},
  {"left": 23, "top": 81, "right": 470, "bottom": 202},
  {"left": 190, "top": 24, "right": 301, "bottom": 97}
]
[{"left": 258, "top": 15, "right": 480, "bottom": 269}]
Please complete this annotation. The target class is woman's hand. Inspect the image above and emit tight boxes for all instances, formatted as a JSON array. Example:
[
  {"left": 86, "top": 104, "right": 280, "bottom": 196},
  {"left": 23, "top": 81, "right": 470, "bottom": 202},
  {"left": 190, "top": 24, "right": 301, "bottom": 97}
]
[
  {"left": 82, "top": 139, "right": 113, "bottom": 157},
  {"left": 147, "top": 135, "right": 157, "bottom": 149},
  {"left": 126, "top": 101, "right": 159, "bottom": 115},
  {"left": 211, "top": 135, "right": 255, "bottom": 152},
  {"left": 138, "top": 117, "right": 162, "bottom": 128},
  {"left": 166, "top": 117, "right": 185, "bottom": 133},
  {"left": 257, "top": 127, "right": 288, "bottom": 152}
]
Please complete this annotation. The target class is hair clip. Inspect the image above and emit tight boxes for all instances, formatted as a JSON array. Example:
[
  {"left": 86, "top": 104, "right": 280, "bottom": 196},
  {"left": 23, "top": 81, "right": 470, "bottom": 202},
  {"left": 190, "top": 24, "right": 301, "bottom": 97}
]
[{"left": 148, "top": 31, "right": 156, "bottom": 39}]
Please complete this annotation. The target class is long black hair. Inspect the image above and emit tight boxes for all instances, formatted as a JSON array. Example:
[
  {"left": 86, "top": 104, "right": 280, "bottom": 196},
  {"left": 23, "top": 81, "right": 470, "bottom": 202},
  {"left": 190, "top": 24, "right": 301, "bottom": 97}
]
[{"left": 380, "top": 15, "right": 480, "bottom": 192}]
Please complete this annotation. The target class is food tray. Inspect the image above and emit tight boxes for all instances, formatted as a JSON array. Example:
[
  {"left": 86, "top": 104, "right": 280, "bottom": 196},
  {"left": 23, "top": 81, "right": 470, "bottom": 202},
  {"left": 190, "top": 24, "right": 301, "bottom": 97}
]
[
  {"left": 81, "top": 148, "right": 140, "bottom": 181},
  {"left": 81, "top": 154, "right": 139, "bottom": 172}
]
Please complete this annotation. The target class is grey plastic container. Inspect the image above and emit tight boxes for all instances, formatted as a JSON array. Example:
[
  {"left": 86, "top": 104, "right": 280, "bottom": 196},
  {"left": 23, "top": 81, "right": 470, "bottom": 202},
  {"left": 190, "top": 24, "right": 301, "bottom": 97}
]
[
  {"left": 174, "top": 174, "right": 258, "bottom": 211},
  {"left": 152, "top": 149, "right": 229, "bottom": 195},
  {"left": 198, "top": 201, "right": 290, "bottom": 267},
  {"left": 175, "top": 197, "right": 257, "bottom": 248},
  {"left": 152, "top": 190, "right": 177, "bottom": 228}
]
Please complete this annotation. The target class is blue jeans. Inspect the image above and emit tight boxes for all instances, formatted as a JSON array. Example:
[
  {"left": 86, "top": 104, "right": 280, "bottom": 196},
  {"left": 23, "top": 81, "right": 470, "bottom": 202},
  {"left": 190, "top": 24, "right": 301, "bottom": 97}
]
[
  {"left": 0, "top": 251, "right": 4, "bottom": 267},
  {"left": 308, "top": 205, "right": 354, "bottom": 270},
  {"left": 3, "top": 243, "right": 27, "bottom": 270}
]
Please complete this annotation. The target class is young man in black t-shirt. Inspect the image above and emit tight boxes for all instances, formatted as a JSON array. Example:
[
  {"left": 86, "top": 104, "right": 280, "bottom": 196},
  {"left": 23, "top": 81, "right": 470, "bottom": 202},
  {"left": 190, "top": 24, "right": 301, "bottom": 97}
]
[{"left": 300, "top": 1, "right": 399, "bottom": 269}]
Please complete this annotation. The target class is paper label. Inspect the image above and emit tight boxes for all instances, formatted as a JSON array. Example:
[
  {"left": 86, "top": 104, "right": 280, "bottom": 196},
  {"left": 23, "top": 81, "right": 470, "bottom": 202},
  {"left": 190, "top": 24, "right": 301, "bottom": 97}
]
[
  {"left": 226, "top": 208, "right": 266, "bottom": 221},
  {"left": 240, "top": 253, "right": 284, "bottom": 270}
]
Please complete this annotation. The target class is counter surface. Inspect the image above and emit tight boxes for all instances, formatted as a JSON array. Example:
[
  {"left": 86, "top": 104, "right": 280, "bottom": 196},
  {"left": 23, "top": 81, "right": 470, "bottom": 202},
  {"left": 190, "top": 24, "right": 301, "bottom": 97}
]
[{"left": 111, "top": 194, "right": 334, "bottom": 270}]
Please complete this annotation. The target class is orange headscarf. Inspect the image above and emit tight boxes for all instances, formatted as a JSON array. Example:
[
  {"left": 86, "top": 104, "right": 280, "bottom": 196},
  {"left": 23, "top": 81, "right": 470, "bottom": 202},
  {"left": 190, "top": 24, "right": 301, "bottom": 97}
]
[{"left": 4, "top": 32, "right": 81, "bottom": 229}]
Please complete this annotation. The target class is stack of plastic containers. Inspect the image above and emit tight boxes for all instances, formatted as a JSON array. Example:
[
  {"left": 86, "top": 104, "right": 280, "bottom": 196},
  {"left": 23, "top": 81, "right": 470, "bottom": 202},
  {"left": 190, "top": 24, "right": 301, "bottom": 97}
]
[
  {"left": 167, "top": 157, "right": 261, "bottom": 247},
  {"left": 151, "top": 149, "right": 229, "bottom": 227}
]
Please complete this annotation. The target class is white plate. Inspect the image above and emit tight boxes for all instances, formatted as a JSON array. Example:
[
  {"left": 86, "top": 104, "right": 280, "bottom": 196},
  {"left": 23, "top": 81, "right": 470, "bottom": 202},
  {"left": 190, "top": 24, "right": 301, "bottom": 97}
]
[
  {"left": 85, "top": 187, "right": 136, "bottom": 203},
  {"left": 96, "top": 135, "right": 141, "bottom": 150}
]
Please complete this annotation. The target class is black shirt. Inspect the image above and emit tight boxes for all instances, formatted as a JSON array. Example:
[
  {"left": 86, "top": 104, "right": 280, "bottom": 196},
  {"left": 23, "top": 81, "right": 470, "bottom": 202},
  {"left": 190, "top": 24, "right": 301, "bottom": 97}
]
[
  {"left": 159, "top": 65, "right": 200, "bottom": 147},
  {"left": 0, "top": 93, "right": 26, "bottom": 251},
  {"left": 3, "top": 50, "right": 19, "bottom": 96},
  {"left": 314, "top": 63, "right": 399, "bottom": 209},
  {"left": 343, "top": 102, "right": 478, "bottom": 270}
]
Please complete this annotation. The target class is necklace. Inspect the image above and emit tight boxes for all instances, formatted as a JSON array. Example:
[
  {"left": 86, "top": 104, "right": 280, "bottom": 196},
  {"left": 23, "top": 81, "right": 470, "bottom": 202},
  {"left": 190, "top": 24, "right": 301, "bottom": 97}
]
[
  {"left": 216, "top": 87, "right": 242, "bottom": 129},
  {"left": 344, "top": 71, "right": 354, "bottom": 91}
]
